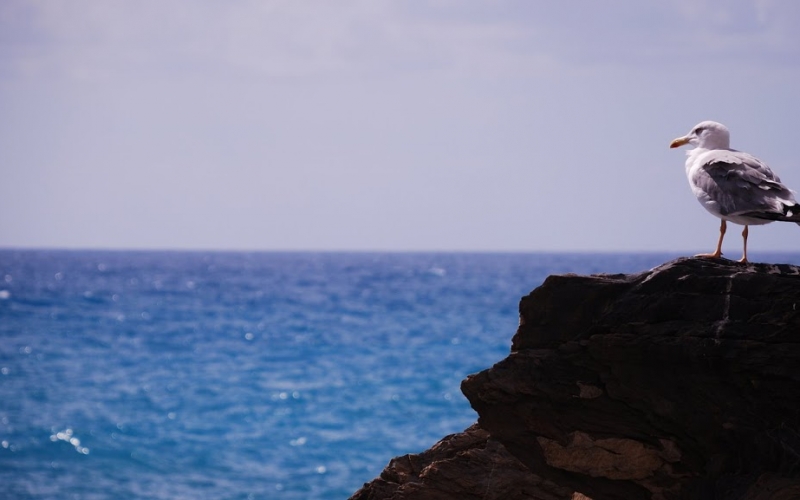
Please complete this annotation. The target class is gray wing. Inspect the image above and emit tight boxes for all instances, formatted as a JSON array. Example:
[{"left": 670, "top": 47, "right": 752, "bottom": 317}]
[{"left": 692, "top": 150, "right": 798, "bottom": 220}]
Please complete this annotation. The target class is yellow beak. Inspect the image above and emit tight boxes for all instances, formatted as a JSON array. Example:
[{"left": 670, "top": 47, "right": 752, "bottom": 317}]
[{"left": 670, "top": 137, "right": 690, "bottom": 148}]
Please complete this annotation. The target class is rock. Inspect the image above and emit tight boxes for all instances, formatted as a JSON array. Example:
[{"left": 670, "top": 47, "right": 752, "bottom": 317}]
[
  {"left": 352, "top": 257, "right": 800, "bottom": 500},
  {"left": 350, "top": 424, "right": 574, "bottom": 500}
]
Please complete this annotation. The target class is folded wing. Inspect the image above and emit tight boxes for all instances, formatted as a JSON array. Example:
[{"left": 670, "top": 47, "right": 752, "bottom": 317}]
[{"left": 692, "top": 150, "right": 800, "bottom": 223}]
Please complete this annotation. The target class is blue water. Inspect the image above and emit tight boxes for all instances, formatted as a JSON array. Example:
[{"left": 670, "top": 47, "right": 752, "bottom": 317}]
[{"left": 2, "top": 250, "right": 798, "bottom": 499}]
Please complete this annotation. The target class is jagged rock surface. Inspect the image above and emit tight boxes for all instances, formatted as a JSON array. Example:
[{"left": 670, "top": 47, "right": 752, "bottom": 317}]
[
  {"left": 349, "top": 423, "right": 574, "bottom": 500},
  {"left": 351, "top": 258, "right": 800, "bottom": 500}
]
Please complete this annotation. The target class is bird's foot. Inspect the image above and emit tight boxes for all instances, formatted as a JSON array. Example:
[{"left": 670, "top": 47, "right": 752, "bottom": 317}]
[
  {"left": 694, "top": 251, "right": 723, "bottom": 259},
  {"left": 737, "top": 256, "right": 749, "bottom": 264}
]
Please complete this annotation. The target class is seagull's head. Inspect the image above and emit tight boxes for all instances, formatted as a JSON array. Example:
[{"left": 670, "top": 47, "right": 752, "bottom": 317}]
[{"left": 670, "top": 121, "right": 730, "bottom": 150}]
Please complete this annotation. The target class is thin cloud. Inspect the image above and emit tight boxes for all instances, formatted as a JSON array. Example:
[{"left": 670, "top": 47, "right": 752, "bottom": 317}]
[{"left": 2, "top": 1, "right": 799, "bottom": 83}]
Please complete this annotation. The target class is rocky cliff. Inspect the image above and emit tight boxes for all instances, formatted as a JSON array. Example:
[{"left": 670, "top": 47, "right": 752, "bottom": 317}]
[{"left": 350, "top": 257, "right": 800, "bottom": 500}]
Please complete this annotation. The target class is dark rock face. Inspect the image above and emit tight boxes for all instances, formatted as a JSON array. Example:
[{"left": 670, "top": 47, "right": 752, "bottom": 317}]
[
  {"left": 349, "top": 424, "right": 574, "bottom": 500},
  {"left": 351, "top": 258, "right": 800, "bottom": 500}
]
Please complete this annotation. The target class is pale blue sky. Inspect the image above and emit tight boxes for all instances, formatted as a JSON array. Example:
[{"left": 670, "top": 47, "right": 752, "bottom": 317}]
[{"left": 2, "top": 1, "right": 800, "bottom": 252}]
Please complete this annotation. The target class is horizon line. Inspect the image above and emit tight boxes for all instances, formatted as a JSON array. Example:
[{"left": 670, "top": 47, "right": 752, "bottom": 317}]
[{"left": 2, "top": 246, "right": 800, "bottom": 256}]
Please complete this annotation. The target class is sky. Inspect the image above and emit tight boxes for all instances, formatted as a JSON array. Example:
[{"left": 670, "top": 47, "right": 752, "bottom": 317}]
[{"left": 1, "top": 0, "right": 800, "bottom": 253}]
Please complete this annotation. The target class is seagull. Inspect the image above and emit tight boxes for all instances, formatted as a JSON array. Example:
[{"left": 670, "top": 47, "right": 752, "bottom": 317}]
[{"left": 670, "top": 120, "right": 800, "bottom": 263}]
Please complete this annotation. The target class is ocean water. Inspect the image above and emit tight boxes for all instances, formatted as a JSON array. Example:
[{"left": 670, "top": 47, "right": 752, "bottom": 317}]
[{"left": 2, "top": 250, "right": 798, "bottom": 499}]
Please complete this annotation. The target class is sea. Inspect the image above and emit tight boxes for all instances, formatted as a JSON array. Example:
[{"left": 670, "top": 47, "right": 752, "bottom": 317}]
[{"left": 2, "top": 250, "right": 799, "bottom": 499}]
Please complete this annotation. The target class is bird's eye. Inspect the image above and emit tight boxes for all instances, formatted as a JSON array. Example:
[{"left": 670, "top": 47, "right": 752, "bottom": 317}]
[{"left": 694, "top": 127, "right": 705, "bottom": 135}]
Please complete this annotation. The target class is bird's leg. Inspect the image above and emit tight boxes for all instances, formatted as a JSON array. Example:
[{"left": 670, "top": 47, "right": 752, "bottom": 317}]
[
  {"left": 696, "top": 219, "right": 726, "bottom": 259},
  {"left": 738, "top": 225, "right": 749, "bottom": 263}
]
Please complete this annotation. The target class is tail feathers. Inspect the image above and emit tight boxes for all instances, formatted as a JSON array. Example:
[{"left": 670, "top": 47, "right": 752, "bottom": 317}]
[
  {"left": 739, "top": 204, "right": 800, "bottom": 223},
  {"left": 785, "top": 203, "right": 800, "bottom": 222}
]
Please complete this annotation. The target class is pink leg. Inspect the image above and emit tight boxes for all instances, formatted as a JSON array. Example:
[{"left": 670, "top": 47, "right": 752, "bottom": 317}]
[
  {"left": 696, "top": 219, "right": 726, "bottom": 259},
  {"left": 737, "top": 225, "right": 749, "bottom": 263}
]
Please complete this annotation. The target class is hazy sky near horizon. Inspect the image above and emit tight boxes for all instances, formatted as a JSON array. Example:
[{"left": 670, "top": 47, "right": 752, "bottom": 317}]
[{"left": 2, "top": 1, "right": 800, "bottom": 252}]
